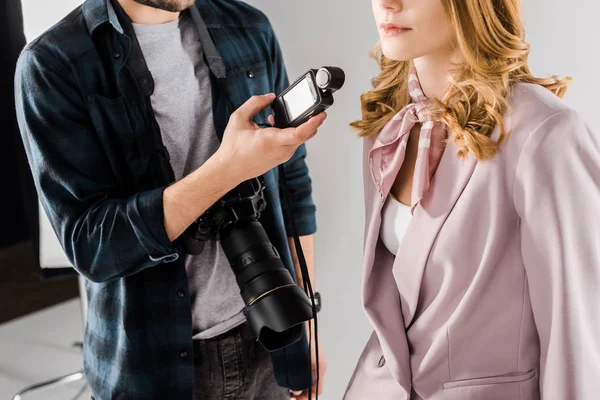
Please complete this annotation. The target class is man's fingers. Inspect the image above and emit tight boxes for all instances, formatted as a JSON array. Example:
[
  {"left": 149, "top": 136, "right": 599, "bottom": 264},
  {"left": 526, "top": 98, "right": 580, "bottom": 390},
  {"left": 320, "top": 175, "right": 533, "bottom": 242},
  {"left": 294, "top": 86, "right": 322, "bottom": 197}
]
[
  {"left": 234, "top": 94, "right": 276, "bottom": 121},
  {"left": 292, "top": 392, "right": 309, "bottom": 400},
  {"left": 275, "top": 113, "right": 327, "bottom": 146},
  {"left": 292, "top": 386, "right": 320, "bottom": 400},
  {"left": 295, "top": 113, "right": 327, "bottom": 140},
  {"left": 291, "top": 387, "right": 319, "bottom": 400}
]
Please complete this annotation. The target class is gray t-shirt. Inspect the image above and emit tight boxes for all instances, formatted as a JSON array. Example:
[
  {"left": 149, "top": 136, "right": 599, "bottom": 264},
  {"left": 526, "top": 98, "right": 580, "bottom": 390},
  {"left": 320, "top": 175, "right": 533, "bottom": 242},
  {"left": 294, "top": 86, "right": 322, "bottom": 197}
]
[{"left": 132, "top": 12, "right": 246, "bottom": 339}]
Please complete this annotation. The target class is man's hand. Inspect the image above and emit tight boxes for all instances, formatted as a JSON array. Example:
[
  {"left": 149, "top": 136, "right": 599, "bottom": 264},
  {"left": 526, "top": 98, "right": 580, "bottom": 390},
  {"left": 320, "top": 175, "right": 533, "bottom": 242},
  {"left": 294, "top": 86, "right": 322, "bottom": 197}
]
[
  {"left": 217, "top": 93, "right": 327, "bottom": 186},
  {"left": 291, "top": 329, "right": 327, "bottom": 400},
  {"left": 163, "top": 94, "right": 326, "bottom": 242}
]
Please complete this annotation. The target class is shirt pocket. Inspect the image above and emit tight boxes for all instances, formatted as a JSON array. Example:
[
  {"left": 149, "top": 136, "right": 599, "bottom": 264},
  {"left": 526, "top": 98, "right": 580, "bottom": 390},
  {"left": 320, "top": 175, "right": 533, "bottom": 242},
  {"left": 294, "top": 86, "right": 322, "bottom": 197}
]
[
  {"left": 227, "top": 60, "right": 272, "bottom": 126},
  {"left": 442, "top": 369, "right": 539, "bottom": 400}
]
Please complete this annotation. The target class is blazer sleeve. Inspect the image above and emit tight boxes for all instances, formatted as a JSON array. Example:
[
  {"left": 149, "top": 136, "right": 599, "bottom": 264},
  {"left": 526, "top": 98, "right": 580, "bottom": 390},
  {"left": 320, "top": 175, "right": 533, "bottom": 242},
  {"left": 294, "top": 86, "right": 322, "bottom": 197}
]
[{"left": 513, "top": 109, "right": 600, "bottom": 399}]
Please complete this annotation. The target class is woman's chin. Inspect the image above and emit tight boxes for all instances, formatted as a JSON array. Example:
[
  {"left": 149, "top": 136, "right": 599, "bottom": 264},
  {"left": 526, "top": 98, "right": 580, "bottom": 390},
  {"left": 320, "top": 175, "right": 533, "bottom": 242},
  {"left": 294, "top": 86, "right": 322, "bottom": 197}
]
[{"left": 380, "top": 41, "right": 416, "bottom": 62}]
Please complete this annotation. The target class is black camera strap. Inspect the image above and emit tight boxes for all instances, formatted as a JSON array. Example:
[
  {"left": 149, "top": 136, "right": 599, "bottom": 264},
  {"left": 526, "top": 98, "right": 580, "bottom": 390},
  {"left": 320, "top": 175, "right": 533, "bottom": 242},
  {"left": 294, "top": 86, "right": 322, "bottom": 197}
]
[
  {"left": 188, "top": 5, "right": 237, "bottom": 115},
  {"left": 112, "top": 0, "right": 235, "bottom": 112},
  {"left": 278, "top": 164, "right": 320, "bottom": 399}
]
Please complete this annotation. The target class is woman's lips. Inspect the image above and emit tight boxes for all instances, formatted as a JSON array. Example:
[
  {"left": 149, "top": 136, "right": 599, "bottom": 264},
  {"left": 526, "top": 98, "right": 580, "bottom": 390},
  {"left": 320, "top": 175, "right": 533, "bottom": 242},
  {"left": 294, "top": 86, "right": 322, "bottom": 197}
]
[{"left": 379, "top": 23, "right": 412, "bottom": 36}]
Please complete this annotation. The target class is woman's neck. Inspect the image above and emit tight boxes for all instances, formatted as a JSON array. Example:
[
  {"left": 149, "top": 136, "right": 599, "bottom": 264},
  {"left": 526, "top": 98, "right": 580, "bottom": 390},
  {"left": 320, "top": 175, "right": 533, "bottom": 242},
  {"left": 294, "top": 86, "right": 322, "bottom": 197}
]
[
  {"left": 117, "top": 0, "right": 180, "bottom": 24},
  {"left": 413, "top": 49, "right": 461, "bottom": 100}
]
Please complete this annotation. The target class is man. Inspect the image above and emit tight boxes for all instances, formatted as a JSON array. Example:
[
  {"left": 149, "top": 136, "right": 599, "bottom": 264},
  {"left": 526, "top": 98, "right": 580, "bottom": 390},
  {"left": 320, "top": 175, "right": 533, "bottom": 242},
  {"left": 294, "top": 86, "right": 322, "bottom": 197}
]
[{"left": 14, "top": 0, "right": 327, "bottom": 398}]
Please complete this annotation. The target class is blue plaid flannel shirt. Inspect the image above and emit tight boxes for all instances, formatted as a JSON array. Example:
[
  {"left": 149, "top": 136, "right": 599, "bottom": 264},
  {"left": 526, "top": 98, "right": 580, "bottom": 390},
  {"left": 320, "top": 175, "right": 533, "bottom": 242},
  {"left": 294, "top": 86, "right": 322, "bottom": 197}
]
[{"left": 15, "top": 0, "right": 317, "bottom": 398}]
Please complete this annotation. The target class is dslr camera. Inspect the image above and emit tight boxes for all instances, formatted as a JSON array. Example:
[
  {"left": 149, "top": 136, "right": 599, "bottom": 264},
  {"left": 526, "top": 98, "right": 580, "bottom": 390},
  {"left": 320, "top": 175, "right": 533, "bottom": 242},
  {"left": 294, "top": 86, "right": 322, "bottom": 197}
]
[{"left": 181, "top": 66, "right": 345, "bottom": 351}]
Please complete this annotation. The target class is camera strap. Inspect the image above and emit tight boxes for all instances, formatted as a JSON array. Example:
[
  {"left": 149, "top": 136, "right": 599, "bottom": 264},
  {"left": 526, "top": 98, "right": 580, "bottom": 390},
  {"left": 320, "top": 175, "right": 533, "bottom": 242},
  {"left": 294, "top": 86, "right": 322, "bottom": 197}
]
[
  {"left": 111, "top": 0, "right": 236, "bottom": 112},
  {"left": 188, "top": 6, "right": 237, "bottom": 115},
  {"left": 278, "top": 165, "right": 320, "bottom": 399}
]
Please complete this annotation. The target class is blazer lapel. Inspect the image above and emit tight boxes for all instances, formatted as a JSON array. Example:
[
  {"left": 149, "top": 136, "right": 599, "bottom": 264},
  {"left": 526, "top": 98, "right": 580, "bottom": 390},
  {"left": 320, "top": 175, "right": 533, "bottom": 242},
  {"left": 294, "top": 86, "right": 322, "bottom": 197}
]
[
  {"left": 361, "top": 129, "right": 410, "bottom": 311},
  {"left": 392, "top": 139, "right": 478, "bottom": 329},
  {"left": 361, "top": 110, "right": 414, "bottom": 285},
  {"left": 360, "top": 136, "right": 412, "bottom": 397}
]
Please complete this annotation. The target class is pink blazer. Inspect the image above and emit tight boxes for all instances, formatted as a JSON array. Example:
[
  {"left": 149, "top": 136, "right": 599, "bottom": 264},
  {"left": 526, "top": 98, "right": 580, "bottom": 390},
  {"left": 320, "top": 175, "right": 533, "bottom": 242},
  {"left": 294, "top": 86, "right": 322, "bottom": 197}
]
[{"left": 344, "top": 83, "right": 600, "bottom": 400}]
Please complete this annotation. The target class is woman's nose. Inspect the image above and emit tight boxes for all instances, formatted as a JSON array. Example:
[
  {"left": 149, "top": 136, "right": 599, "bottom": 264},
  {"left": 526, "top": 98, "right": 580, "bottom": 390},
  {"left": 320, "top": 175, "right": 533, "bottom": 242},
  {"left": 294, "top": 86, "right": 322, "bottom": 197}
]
[{"left": 378, "top": 0, "right": 402, "bottom": 12}]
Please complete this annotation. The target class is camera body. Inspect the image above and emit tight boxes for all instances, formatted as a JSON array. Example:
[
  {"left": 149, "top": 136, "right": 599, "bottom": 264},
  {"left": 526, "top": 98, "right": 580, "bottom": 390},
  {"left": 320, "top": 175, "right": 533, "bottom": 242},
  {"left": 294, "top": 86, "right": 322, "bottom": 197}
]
[
  {"left": 181, "top": 177, "right": 267, "bottom": 250},
  {"left": 272, "top": 67, "right": 345, "bottom": 128}
]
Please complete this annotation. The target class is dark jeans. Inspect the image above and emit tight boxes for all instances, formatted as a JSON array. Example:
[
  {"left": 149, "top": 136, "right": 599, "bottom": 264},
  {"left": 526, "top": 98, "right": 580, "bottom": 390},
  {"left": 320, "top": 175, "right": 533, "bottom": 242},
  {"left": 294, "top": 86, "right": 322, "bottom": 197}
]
[
  {"left": 90, "top": 323, "right": 289, "bottom": 400},
  {"left": 193, "top": 323, "right": 290, "bottom": 400}
]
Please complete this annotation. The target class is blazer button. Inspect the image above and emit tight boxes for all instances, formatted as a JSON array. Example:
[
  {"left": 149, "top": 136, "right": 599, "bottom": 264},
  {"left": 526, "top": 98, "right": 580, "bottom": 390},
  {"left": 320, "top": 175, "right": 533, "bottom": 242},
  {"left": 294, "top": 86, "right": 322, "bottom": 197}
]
[
  {"left": 378, "top": 355, "right": 386, "bottom": 368},
  {"left": 180, "top": 350, "right": 188, "bottom": 358},
  {"left": 113, "top": 52, "right": 121, "bottom": 59},
  {"left": 247, "top": 70, "right": 254, "bottom": 79}
]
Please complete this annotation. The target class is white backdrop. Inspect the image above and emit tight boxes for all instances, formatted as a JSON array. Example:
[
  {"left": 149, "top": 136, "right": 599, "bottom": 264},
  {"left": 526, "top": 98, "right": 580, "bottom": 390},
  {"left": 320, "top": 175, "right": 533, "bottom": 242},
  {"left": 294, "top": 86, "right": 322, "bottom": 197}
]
[{"left": 22, "top": 0, "right": 600, "bottom": 398}]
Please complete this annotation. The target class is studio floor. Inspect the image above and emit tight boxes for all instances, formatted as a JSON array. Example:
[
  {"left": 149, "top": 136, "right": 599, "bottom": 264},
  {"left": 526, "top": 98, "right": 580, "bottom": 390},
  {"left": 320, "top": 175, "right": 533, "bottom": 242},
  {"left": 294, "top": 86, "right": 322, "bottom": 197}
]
[{"left": 0, "top": 299, "right": 91, "bottom": 400}]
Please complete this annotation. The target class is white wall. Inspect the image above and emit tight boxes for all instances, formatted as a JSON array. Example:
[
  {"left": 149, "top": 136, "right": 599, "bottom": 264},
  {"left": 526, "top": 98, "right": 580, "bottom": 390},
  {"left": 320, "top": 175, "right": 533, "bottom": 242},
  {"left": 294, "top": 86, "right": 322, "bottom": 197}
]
[
  {"left": 21, "top": 0, "right": 600, "bottom": 398},
  {"left": 522, "top": 0, "right": 600, "bottom": 123},
  {"left": 21, "top": 0, "right": 83, "bottom": 41}
]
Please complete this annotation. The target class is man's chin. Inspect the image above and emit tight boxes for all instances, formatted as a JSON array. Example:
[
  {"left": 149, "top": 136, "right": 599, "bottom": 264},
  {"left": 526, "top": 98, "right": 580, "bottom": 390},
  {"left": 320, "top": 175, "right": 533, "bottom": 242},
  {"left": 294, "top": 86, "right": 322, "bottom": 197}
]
[{"left": 133, "top": 0, "right": 196, "bottom": 13}]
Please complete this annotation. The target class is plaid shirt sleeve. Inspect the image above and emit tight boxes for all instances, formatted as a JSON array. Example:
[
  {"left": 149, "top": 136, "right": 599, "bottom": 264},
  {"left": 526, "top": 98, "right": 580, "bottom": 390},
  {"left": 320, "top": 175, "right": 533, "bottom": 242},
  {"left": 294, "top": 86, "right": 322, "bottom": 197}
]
[
  {"left": 15, "top": 47, "right": 179, "bottom": 283},
  {"left": 270, "top": 30, "right": 318, "bottom": 238}
]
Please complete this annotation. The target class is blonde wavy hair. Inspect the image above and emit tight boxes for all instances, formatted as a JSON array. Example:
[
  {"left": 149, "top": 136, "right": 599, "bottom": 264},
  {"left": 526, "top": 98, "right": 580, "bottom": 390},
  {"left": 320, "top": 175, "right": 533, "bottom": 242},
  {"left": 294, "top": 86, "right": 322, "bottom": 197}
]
[{"left": 351, "top": 0, "right": 572, "bottom": 160}]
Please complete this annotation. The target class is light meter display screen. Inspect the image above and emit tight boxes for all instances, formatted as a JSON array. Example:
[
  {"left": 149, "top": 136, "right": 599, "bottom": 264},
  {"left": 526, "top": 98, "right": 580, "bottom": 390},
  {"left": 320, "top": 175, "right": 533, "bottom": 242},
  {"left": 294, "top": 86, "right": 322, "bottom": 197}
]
[{"left": 283, "top": 76, "right": 318, "bottom": 121}]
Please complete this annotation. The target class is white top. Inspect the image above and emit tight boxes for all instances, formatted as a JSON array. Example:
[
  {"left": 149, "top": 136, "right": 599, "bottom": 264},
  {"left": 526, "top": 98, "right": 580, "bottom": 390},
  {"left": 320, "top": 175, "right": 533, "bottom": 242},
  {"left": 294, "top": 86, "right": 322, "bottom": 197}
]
[{"left": 380, "top": 194, "right": 413, "bottom": 255}]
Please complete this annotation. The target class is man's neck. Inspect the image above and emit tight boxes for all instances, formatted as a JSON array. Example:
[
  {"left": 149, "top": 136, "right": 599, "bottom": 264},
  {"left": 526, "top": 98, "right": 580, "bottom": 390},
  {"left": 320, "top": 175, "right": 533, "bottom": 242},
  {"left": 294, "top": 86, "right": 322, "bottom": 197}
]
[{"left": 117, "top": 0, "right": 180, "bottom": 24}]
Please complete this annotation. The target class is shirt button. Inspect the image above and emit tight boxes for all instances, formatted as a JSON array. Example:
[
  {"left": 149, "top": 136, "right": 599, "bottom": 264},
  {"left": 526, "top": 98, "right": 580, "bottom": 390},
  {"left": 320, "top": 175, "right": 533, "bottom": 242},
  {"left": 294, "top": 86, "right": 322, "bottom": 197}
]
[
  {"left": 113, "top": 52, "right": 121, "bottom": 59},
  {"left": 378, "top": 355, "right": 386, "bottom": 368},
  {"left": 180, "top": 351, "right": 188, "bottom": 358},
  {"left": 177, "top": 290, "right": 185, "bottom": 298},
  {"left": 247, "top": 70, "right": 254, "bottom": 79}
]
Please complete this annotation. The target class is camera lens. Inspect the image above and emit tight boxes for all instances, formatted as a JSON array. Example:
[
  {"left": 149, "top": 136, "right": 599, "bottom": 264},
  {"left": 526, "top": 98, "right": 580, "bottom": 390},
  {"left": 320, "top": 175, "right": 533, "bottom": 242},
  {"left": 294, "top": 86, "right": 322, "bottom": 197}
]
[{"left": 220, "top": 220, "right": 313, "bottom": 351}]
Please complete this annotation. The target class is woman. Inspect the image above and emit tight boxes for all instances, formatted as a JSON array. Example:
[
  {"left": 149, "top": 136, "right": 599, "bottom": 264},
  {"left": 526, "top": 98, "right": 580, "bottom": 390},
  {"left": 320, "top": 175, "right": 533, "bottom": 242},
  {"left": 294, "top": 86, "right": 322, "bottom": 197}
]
[{"left": 344, "top": 1, "right": 600, "bottom": 399}]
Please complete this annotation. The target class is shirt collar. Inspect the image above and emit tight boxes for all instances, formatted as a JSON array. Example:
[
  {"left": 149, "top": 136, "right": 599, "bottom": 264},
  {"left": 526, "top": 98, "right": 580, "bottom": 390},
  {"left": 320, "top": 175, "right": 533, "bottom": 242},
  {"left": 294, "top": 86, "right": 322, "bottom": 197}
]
[
  {"left": 81, "top": 0, "right": 124, "bottom": 36},
  {"left": 106, "top": 0, "right": 124, "bottom": 34}
]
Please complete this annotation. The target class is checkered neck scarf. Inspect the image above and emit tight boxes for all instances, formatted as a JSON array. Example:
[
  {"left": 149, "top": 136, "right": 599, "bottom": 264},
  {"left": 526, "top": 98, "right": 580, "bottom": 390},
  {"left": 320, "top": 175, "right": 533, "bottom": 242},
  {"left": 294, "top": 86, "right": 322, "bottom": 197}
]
[{"left": 369, "top": 66, "right": 448, "bottom": 213}]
